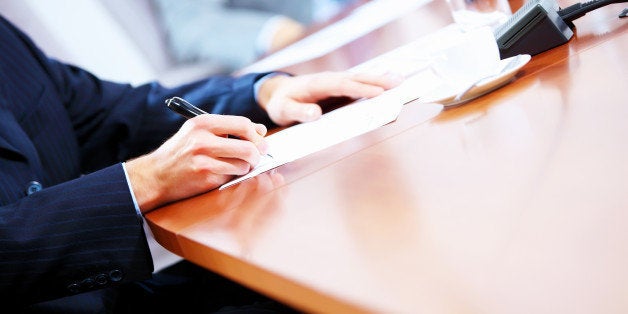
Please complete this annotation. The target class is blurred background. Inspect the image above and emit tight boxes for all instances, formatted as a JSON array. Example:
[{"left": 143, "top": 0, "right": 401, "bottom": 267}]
[{"left": 0, "top": 0, "right": 356, "bottom": 86}]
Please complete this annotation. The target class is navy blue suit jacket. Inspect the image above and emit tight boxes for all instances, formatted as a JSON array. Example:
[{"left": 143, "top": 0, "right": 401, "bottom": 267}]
[{"left": 0, "top": 15, "right": 273, "bottom": 305}]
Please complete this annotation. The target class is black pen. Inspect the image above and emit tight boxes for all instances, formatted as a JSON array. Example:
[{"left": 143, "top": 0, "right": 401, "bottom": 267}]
[
  {"left": 165, "top": 96, "right": 207, "bottom": 119},
  {"left": 165, "top": 96, "right": 273, "bottom": 160}
]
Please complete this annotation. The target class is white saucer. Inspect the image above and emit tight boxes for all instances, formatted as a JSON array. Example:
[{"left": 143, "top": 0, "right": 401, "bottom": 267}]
[{"left": 421, "top": 54, "right": 531, "bottom": 107}]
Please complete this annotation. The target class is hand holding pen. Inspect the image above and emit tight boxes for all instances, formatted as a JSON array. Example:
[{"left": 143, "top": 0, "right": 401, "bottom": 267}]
[
  {"left": 165, "top": 95, "right": 267, "bottom": 156},
  {"left": 124, "top": 97, "right": 267, "bottom": 212},
  {"left": 166, "top": 96, "right": 267, "bottom": 145},
  {"left": 125, "top": 71, "right": 401, "bottom": 212}
]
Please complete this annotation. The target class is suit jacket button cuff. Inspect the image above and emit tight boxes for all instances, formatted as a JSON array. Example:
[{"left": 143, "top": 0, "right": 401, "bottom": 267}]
[
  {"left": 109, "top": 269, "right": 124, "bottom": 282},
  {"left": 67, "top": 283, "right": 81, "bottom": 294},
  {"left": 95, "top": 274, "right": 109, "bottom": 286},
  {"left": 26, "top": 181, "right": 43, "bottom": 195},
  {"left": 81, "top": 278, "right": 95, "bottom": 289}
]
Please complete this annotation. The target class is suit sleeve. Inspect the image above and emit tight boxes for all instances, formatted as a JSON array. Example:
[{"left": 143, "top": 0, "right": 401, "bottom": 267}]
[
  {"left": 44, "top": 58, "right": 275, "bottom": 172},
  {"left": 0, "top": 164, "right": 153, "bottom": 305}
]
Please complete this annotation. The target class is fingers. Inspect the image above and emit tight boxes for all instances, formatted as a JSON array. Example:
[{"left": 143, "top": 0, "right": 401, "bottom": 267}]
[
  {"left": 306, "top": 71, "right": 404, "bottom": 100},
  {"left": 188, "top": 114, "right": 266, "bottom": 141},
  {"left": 199, "top": 135, "right": 263, "bottom": 169},
  {"left": 352, "top": 72, "right": 405, "bottom": 91},
  {"left": 192, "top": 154, "right": 254, "bottom": 176},
  {"left": 265, "top": 71, "right": 404, "bottom": 125},
  {"left": 183, "top": 114, "right": 267, "bottom": 170},
  {"left": 275, "top": 99, "right": 323, "bottom": 124}
]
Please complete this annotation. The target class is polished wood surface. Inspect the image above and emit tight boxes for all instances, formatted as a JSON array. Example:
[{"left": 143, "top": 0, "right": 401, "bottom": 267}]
[{"left": 146, "top": 0, "right": 628, "bottom": 313}]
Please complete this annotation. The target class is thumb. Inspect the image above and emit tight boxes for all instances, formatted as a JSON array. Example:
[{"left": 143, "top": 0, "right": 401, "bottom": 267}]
[{"left": 274, "top": 100, "right": 322, "bottom": 125}]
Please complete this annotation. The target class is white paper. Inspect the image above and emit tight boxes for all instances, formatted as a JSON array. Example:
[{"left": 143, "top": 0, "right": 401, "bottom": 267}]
[{"left": 353, "top": 25, "right": 497, "bottom": 78}]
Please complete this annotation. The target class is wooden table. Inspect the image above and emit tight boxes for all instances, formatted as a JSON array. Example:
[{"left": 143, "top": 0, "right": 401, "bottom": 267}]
[{"left": 146, "top": 0, "right": 628, "bottom": 312}]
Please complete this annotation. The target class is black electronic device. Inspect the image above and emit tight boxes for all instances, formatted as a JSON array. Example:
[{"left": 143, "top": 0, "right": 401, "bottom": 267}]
[
  {"left": 494, "top": 0, "right": 572, "bottom": 58},
  {"left": 494, "top": 0, "right": 627, "bottom": 58}
]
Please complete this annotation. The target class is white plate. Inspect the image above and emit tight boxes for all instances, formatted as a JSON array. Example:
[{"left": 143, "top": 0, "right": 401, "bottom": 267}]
[{"left": 420, "top": 54, "right": 531, "bottom": 107}]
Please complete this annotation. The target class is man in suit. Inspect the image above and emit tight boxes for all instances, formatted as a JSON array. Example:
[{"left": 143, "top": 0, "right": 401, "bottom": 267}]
[{"left": 0, "top": 13, "right": 401, "bottom": 313}]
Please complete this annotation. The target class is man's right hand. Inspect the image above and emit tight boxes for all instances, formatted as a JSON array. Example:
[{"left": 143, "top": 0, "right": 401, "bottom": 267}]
[{"left": 126, "top": 114, "right": 267, "bottom": 213}]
